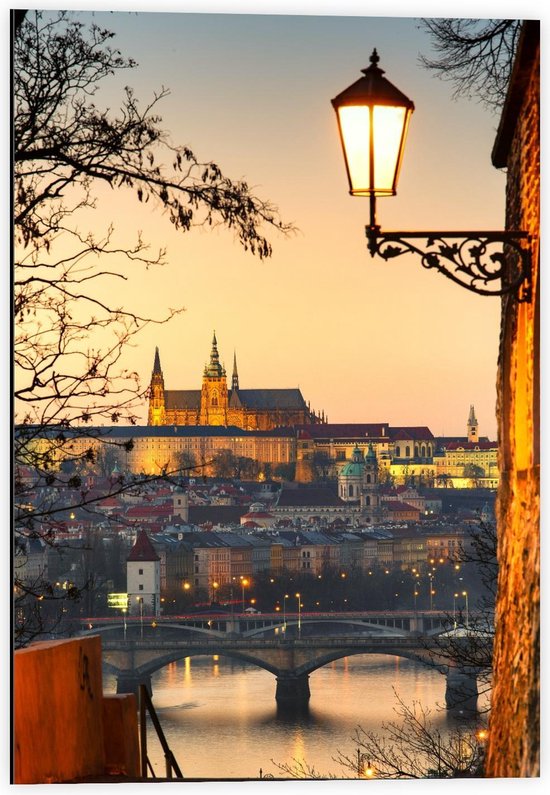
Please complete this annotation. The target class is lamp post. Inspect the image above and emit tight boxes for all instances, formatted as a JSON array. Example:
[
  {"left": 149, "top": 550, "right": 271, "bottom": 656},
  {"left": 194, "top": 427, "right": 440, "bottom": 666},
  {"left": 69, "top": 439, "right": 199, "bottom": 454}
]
[
  {"left": 283, "top": 593, "right": 289, "bottom": 634},
  {"left": 462, "top": 590, "right": 469, "bottom": 629},
  {"left": 211, "top": 580, "right": 219, "bottom": 604},
  {"left": 453, "top": 592, "right": 459, "bottom": 630},
  {"left": 241, "top": 577, "right": 249, "bottom": 612},
  {"left": 122, "top": 607, "right": 127, "bottom": 641},
  {"left": 138, "top": 596, "right": 144, "bottom": 640},
  {"left": 428, "top": 573, "right": 434, "bottom": 611},
  {"left": 331, "top": 49, "right": 532, "bottom": 302},
  {"left": 295, "top": 592, "right": 302, "bottom": 638}
]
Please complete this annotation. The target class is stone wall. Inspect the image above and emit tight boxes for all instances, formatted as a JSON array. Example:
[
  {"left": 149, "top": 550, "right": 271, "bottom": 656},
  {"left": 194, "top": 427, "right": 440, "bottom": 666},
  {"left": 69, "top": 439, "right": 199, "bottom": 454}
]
[
  {"left": 14, "top": 635, "right": 139, "bottom": 783},
  {"left": 485, "top": 22, "right": 540, "bottom": 777}
]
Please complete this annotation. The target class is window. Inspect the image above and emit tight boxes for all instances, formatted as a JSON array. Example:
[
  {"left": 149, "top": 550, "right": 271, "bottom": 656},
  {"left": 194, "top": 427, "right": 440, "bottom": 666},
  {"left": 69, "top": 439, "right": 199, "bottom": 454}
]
[
  {"left": 396, "top": 446, "right": 401, "bottom": 457},
  {"left": 139, "top": 584, "right": 144, "bottom": 591},
  {"left": 406, "top": 446, "right": 411, "bottom": 457},
  {"left": 138, "top": 568, "right": 143, "bottom": 575},
  {"left": 366, "top": 474, "right": 371, "bottom": 484}
]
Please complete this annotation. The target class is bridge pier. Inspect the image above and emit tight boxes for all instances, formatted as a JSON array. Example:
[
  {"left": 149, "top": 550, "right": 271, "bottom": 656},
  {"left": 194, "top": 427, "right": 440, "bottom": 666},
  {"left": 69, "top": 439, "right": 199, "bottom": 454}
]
[
  {"left": 116, "top": 671, "right": 152, "bottom": 698},
  {"left": 445, "top": 669, "right": 478, "bottom": 713},
  {"left": 275, "top": 673, "right": 310, "bottom": 707}
]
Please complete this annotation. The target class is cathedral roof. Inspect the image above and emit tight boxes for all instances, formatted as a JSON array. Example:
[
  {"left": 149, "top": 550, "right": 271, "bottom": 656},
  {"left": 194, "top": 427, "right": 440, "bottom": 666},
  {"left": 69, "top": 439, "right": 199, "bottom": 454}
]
[
  {"left": 164, "top": 388, "right": 306, "bottom": 411},
  {"left": 234, "top": 388, "right": 306, "bottom": 410},
  {"left": 165, "top": 390, "right": 201, "bottom": 409}
]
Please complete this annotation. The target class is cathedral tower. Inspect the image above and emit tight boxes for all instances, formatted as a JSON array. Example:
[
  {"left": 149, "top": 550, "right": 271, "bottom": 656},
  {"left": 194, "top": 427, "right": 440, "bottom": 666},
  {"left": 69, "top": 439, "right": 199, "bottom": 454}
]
[
  {"left": 232, "top": 351, "right": 239, "bottom": 391},
  {"left": 467, "top": 404, "right": 479, "bottom": 443},
  {"left": 148, "top": 347, "right": 166, "bottom": 426},
  {"left": 199, "top": 332, "right": 229, "bottom": 426}
]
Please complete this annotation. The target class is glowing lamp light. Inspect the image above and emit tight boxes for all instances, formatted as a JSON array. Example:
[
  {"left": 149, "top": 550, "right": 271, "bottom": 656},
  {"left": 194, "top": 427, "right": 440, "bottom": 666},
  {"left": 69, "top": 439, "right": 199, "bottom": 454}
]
[
  {"left": 331, "top": 49, "right": 414, "bottom": 201},
  {"left": 331, "top": 48, "right": 532, "bottom": 301}
]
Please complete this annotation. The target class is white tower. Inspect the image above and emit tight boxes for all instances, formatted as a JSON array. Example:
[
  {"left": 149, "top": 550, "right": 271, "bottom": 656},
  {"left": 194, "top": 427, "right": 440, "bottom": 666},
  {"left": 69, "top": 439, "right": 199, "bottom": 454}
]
[{"left": 126, "top": 529, "right": 161, "bottom": 617}]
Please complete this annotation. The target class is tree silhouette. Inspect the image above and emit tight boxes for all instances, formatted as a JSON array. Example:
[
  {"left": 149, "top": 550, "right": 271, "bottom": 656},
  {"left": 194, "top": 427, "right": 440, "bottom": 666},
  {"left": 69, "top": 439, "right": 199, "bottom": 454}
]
[
  {"left": 419, "top": 19, "right": 521, "bottom": 112},
  {"left": 13, "top": 10, "right": 291, "bottom": 646}
]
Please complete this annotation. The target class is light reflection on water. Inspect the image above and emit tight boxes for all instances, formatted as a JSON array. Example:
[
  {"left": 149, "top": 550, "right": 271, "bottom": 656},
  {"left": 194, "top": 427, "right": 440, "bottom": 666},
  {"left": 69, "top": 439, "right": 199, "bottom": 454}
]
[{"left": 103, "top": 654, "right": 486, "bottom": 779}]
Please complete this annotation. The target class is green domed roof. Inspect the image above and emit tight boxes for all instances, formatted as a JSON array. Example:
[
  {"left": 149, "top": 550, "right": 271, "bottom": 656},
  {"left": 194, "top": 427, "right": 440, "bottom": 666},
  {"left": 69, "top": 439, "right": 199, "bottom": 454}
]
[{"left": 339, "top": 446, "right": 365, "bottom": 478}]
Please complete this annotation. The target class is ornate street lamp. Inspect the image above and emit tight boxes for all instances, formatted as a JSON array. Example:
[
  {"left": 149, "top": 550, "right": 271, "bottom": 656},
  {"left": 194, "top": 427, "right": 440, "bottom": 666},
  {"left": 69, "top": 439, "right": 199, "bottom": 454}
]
[{"left": 331, "top": 49, "right": 532, "bottom": 301}]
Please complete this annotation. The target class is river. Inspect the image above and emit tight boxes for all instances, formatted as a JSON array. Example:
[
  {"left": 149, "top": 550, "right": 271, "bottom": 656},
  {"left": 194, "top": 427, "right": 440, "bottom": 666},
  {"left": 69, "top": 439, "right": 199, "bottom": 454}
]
[{"left": 103, "top": 653, "right": 489, "bottom": 780}]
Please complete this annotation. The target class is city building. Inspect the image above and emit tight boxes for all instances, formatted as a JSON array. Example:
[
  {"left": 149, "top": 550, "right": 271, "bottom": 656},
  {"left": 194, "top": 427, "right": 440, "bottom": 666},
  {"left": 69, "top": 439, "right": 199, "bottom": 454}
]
[
  {"left": 148, "top": 333, "right": 324, "bottom": 430},
  {"left": 126, "top": 530, "right": 161, "bottom": 617}
]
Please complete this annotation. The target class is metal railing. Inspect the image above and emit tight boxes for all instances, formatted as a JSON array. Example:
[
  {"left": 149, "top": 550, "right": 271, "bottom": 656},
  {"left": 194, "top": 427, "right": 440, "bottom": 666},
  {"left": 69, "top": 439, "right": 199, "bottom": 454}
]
[{"left": 139, "top": 684, "right": 184, "bottom": 779}]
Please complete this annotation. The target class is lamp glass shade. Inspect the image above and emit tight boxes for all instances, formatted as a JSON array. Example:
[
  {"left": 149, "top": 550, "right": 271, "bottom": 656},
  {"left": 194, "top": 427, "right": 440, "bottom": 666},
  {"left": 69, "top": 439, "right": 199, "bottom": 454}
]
[
  {"left": 331, "top": 50, "right": 414, "bottom": 198},
  {"left": 337, "top": 104, "right": 412, "bottom": 196}
]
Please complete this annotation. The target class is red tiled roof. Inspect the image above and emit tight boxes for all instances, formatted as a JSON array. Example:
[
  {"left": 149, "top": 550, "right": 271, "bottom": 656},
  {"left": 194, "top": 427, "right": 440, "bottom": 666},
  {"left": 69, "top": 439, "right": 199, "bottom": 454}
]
[
  {"left": 125, "top": 505, "right": 172, "bottom": 519},
  {"left": 296, "top": 423, "right": 390, "bottom": 440},
  {"left": 241, "top": 511, "right": 274, "bottom": 519},
  {"left": 127, "top": 530, "right": 160, "bottom": 562},
  {"left": 385, "top": 501, "right": 421, "bottom": 513},
  {"left": 388, "top": 427, "right": 435, "bottom": 441}
]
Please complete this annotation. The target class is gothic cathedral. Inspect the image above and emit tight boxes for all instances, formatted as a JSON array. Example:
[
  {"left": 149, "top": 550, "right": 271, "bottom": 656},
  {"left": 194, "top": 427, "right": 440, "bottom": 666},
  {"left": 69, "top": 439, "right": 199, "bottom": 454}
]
[{"left": 148, "top": 332, "right": 325, "bottom": 431}]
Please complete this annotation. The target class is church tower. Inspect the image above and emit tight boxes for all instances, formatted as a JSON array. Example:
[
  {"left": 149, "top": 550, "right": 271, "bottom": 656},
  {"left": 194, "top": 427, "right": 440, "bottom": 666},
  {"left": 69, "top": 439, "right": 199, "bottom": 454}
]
[
  {"left": 339, "top": 445, "right": 365, "bottom": 502},
  {"left": 361, "top": 443, "right": 381, "bottom": 522},
  {"left": 148, "top": 347, "right": 166, "bottom": 426},
  {"left": 467, "top": 404, "right": 479, "bottom": 443},
  {"left": 199, "top": 332, "right": 229, "bottom": 426}
]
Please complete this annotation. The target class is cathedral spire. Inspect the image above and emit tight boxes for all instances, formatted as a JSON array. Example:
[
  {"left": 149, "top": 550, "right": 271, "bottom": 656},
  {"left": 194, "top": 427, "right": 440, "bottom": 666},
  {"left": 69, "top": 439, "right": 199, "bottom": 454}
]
[
  {"left": 232, "top": 350, "right": 239, "bottom": 390},
  {"left": 148, "top": 346, "right": 166, "bottom": 426},
  {"left": 204, "top": 331, "right": 226, "bottom": 377},
  {"left": 153, "top": 346, "right": 162, "bottom": 374}
]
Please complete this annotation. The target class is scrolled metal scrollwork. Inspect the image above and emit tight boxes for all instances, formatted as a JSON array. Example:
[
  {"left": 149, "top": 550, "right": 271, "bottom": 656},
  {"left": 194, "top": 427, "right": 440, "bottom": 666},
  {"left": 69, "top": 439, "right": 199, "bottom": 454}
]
[{"left": 365, "top": 226, "right": 532, "bottom": 302}]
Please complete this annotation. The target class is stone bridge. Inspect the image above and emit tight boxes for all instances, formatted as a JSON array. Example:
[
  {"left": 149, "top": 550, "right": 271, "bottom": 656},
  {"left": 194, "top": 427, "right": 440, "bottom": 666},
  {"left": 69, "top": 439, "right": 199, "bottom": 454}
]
[{"left": 93, "top": 629, "right": 487, "bottom": 713}]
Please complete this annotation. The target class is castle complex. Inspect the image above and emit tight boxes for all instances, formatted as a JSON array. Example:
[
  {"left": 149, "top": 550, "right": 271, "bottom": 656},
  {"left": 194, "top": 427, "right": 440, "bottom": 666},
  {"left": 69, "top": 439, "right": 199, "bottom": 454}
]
[{"left": 148, "top": 333, "right": 324, "bottom": 430}]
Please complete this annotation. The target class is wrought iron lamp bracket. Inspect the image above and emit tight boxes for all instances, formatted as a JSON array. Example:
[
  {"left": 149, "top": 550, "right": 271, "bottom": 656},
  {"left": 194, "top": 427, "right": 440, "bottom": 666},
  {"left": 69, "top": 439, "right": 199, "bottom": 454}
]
[{"left": 365, "top": 225, "right": 532, "bottom": 302}]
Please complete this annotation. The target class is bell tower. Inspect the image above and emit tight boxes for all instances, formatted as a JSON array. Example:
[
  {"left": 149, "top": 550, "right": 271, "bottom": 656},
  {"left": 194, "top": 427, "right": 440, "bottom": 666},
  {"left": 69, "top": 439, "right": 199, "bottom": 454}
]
[
  {"left": 199, "top": 332, "right": 229, "bottom": 426},
  {"left": 361, "top": 443, "right": 381, "bottom": 522},
  {"left": 148, "top": 347, "right": 166, "bottom": 426},
  {"left": 467, "top": 404, "right": 479, "bottom": 443}
]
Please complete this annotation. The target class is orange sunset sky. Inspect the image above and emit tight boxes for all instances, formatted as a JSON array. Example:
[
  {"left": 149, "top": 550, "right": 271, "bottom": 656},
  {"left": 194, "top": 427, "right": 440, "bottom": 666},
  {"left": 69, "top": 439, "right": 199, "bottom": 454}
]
[{"left": 13, "top": 0, "right": 542, "bottom": 440}]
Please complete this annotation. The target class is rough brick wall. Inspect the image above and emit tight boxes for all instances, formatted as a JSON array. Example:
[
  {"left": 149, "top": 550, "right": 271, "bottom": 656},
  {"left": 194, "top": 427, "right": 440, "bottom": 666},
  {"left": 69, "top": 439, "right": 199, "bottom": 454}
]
[{"left": 485, "top": 36, "right": 540, "bottom": 778}]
